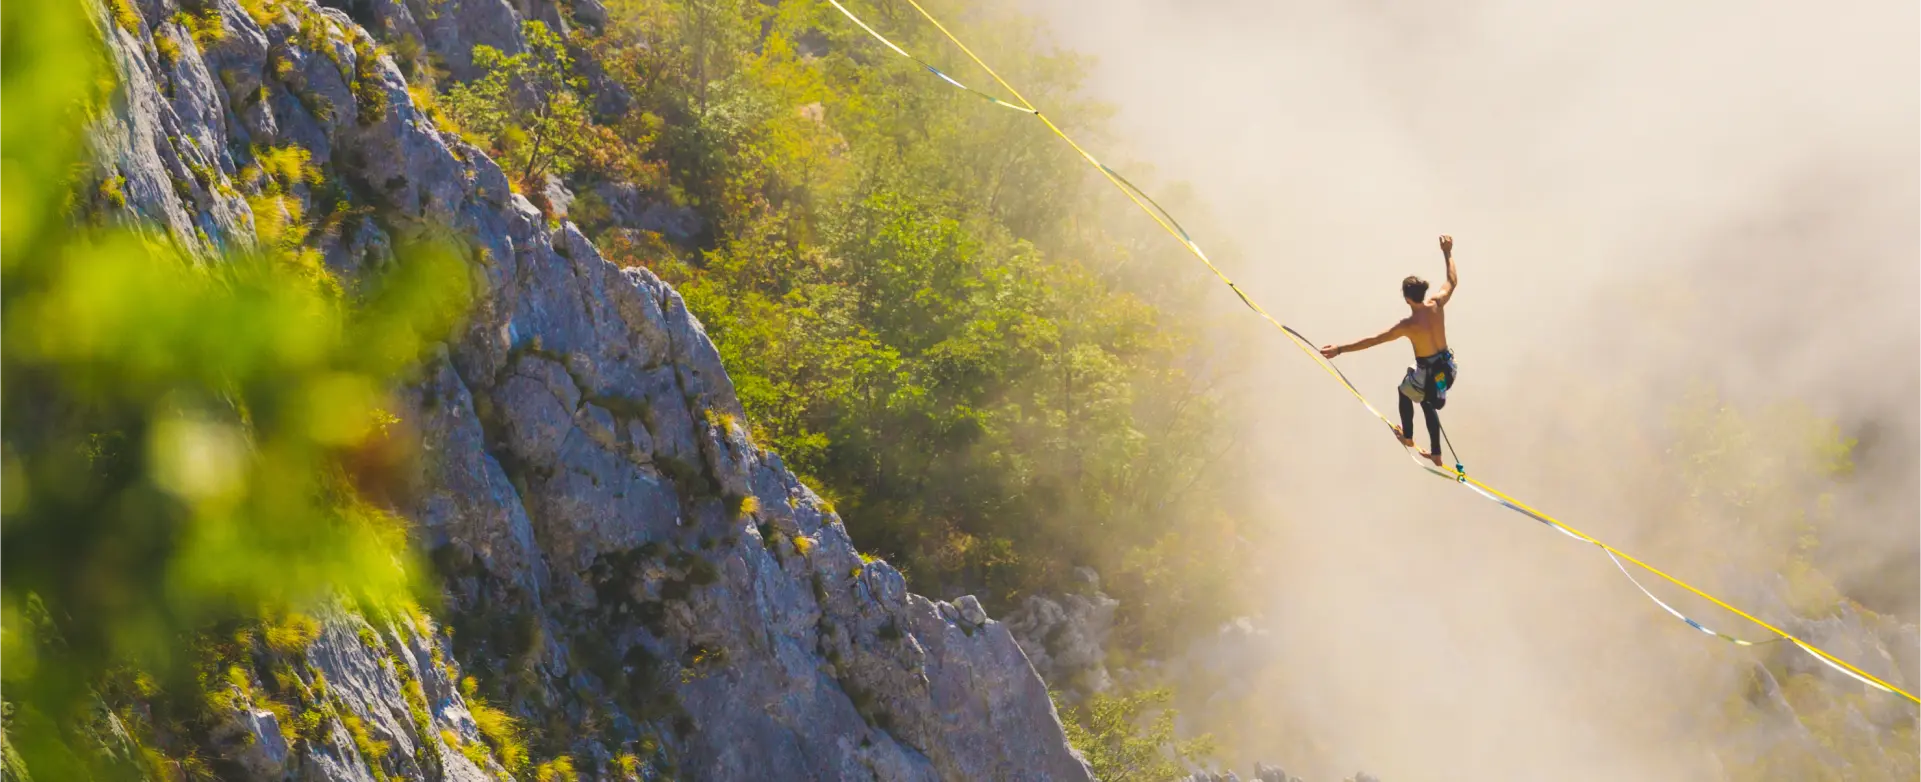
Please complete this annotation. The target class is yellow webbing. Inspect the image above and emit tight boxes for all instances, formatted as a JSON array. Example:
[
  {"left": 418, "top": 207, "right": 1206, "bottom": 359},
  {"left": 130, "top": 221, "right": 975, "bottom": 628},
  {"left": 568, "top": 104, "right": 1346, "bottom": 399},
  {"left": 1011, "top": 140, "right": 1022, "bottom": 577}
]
[{"left": 830, "top": 0, "right": 1919, "bottom": 706}]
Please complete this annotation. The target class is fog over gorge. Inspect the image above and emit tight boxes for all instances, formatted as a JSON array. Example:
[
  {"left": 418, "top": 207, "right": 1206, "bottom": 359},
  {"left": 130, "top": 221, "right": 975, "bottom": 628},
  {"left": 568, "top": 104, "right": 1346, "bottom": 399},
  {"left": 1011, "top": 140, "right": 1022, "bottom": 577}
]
[
  {"left": 8, "top": 0, "right": 1915, "bottom": 778},
  {"left": 1013, "top": 0, "right": 1920, "bottom": 778}
]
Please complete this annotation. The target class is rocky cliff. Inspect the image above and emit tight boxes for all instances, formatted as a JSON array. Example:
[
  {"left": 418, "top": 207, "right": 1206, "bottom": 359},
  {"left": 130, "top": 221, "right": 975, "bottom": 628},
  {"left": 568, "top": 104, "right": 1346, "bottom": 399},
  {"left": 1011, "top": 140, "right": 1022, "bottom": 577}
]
[{"left": 88, "top": 0, "right": 1094, "bottom": 778}]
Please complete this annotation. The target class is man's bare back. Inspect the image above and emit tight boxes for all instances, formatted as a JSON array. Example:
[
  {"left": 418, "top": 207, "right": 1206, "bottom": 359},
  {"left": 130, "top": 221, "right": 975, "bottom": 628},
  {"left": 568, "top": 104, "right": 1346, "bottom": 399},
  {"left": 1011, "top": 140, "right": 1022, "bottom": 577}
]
[
  {"left": 1318, "top": 235, "right": 1461, "bottom": 465},
  {"left": 1398, "top": 297, "right": 1448, "bottom": 358}
]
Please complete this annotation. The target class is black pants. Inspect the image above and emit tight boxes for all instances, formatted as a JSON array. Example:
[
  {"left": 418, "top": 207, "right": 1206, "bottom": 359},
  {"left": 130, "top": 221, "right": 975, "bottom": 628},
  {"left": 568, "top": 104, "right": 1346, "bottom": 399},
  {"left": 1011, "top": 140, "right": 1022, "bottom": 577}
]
[
  {"left": 1397, "top": 348, "right": 1456, "bottom": 455},
  {"left": 1400, "top": 393, "right": 1441, "bottom": 454}
]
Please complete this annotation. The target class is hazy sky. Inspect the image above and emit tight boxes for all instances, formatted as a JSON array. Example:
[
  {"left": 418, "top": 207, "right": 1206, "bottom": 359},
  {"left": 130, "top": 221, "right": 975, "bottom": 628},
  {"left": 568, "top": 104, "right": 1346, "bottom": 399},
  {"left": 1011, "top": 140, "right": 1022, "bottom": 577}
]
[{"left": 1001, "top": 0, "right": 1918, "bottom": 777}]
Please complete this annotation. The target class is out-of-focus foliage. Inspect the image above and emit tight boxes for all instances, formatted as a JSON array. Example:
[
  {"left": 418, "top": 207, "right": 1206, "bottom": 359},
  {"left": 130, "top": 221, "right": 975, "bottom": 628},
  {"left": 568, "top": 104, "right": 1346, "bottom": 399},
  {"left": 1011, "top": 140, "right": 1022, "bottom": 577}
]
[
  {"left": 1, "top": 1, "right": 472, "bottom": 776},
  {"left": 531, "top": 0, "right": 1264, "bottom": 653}
]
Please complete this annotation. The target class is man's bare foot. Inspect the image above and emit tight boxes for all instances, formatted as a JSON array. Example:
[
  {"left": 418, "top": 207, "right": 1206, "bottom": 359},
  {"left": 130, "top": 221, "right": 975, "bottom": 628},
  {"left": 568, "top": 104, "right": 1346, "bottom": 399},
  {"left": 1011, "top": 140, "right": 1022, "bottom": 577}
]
[
  {"left": 1420, "top": 450, "right": 1444, "bottom": 467},
  {"left": 1391, "top": 425, "right": 1416, "bottom": 449}
]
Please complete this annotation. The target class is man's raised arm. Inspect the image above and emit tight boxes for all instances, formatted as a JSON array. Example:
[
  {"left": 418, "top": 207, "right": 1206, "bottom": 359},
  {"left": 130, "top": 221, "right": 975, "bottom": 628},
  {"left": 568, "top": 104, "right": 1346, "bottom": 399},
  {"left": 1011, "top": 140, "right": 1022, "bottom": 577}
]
[
  {"left": 1320, "top": 320, "right": 1407, "bottom": 359},
  {"left": 1432, "top": 234, "right": 1458, "bottom": 305}
]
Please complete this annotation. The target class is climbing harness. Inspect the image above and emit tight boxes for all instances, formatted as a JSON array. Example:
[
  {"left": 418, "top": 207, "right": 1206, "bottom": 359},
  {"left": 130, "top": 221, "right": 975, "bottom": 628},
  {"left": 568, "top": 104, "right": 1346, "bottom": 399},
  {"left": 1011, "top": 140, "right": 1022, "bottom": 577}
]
[{"left": 826, "top": 0, "right": 1918, "bottom": 705}]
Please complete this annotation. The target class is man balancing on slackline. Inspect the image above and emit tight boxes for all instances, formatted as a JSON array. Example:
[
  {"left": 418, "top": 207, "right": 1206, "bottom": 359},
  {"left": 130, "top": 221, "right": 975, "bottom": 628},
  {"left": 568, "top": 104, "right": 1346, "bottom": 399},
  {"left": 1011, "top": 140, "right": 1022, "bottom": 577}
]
[{"left": 1320, "top": 235, "right": 1460, "bottom": 467}]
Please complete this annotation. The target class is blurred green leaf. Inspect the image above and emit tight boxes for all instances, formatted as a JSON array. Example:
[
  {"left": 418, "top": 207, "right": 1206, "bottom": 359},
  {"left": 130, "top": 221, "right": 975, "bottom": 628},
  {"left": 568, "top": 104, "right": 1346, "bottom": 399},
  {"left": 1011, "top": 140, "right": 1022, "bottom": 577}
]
[{"left": 1, "top": 1, "right": 472, "bottom": 775}]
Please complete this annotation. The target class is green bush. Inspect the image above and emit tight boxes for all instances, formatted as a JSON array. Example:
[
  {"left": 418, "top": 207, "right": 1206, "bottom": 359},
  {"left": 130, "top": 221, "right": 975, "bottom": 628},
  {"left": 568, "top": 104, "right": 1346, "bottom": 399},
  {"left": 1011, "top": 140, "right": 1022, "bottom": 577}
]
[{"left": 1057, "top": 686, "right": 1215, "bottom": 782}]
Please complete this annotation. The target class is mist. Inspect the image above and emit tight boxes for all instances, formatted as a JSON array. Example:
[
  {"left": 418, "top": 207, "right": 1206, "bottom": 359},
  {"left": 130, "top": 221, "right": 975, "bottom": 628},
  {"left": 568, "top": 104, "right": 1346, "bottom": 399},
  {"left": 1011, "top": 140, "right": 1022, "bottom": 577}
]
[{"left": 1009, "top": 0, "right": 1919, "bottom": 778}]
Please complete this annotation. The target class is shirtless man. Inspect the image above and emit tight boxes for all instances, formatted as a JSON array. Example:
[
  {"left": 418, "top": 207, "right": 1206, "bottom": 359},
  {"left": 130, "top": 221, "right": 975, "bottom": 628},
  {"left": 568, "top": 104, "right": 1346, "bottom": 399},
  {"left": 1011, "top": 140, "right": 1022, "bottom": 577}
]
[{"left": 1319, "top": 235, "right": 1460, "bottom": 466}]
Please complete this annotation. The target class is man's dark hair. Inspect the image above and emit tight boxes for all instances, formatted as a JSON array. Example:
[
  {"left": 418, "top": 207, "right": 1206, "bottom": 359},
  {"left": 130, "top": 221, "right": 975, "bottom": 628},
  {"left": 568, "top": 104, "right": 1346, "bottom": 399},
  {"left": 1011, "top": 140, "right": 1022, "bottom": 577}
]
[{"left": 1402, "top": 275, "right": 1429, "bottom": 302}]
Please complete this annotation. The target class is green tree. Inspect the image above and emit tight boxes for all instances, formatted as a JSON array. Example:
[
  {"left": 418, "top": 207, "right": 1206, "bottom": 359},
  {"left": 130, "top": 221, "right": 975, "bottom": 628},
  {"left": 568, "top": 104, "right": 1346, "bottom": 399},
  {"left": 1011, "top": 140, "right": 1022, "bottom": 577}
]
[{"left": 443, "top": 20, "right": 596, "bottom": 189}]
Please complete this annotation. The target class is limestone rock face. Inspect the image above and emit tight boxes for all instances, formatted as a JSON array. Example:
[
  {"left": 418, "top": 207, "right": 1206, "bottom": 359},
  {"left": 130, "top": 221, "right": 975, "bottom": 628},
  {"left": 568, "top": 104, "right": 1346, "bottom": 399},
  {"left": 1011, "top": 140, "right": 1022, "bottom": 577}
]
[
  {"left": 1003, "top": 567, "right": 1120, "bottom": 696},
  {"left": 93, "top": 1, "right": 1092, "bottom": 779}
]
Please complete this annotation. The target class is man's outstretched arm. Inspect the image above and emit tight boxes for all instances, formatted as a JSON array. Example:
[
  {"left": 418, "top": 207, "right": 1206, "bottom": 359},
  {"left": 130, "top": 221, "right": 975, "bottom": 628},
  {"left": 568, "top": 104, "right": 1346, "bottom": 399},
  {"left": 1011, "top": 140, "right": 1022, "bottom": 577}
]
[
  {"left": 1432, "top": 234, "right": 1459, "bottom": 305},
  {"left": 1320, "top": 320, "right": 1406, "bottom": 358}
]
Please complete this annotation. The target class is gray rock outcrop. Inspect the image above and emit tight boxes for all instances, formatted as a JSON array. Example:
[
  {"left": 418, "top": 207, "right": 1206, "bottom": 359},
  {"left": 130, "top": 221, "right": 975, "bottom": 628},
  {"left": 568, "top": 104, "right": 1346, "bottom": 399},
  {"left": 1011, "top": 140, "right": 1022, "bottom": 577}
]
[
  {"left": 1003, "top": 567, "right": 1120, "bottom": 696},
  {"left": 86, "top": 0, "right": 1093, "bottom": 779}
]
